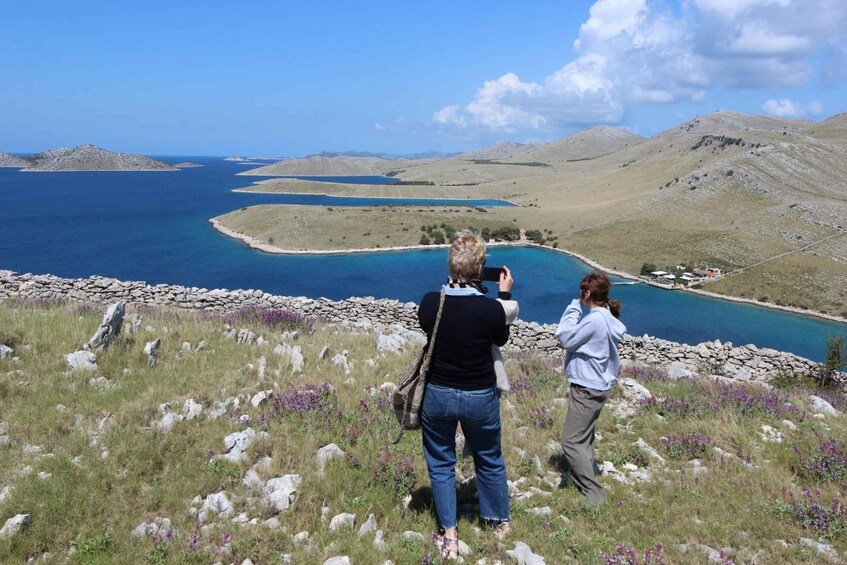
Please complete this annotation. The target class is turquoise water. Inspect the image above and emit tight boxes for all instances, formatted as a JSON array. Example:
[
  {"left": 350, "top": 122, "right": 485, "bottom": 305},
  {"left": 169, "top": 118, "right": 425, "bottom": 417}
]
[{"left": 1, "top": 157, "right": 844, "bottom": 361}]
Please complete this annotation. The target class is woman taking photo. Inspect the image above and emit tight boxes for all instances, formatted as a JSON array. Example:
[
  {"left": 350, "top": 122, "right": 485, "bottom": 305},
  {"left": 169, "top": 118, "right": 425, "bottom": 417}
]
[
  {"left": 417, "top": 231, "right": 514, "bottom": 559},
  {"left": 554, "top": 271, "right": 626, "bottom": 506}
]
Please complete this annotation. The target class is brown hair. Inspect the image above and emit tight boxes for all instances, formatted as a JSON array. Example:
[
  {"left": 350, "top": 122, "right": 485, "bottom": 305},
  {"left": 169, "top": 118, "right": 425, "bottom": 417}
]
[{"left": 579, "top": 271, "right": 622, "bottom": 319}]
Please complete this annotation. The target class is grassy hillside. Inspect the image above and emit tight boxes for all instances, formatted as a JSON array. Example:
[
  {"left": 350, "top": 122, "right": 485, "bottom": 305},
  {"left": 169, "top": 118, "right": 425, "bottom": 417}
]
[
  {"left": 1, "top": 300, "right": 846, "bottom": 563},
  {"left": 223, "top": 111, "right": 847, "bottom": 318},
  {"left": 213, "top": 205, "right": 519, "bottom": 252}
]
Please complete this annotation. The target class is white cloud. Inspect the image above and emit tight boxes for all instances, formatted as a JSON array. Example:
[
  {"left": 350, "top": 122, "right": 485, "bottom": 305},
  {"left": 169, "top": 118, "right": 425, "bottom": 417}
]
[
  {"left": 761, "top": 98, "right": 824, "bottom": 117},
  {"left": 428, "top": 0, "right": 847, "bottom": 137},
  {"left": 373, "top": 123, "right": 385, "bottom": 131}
]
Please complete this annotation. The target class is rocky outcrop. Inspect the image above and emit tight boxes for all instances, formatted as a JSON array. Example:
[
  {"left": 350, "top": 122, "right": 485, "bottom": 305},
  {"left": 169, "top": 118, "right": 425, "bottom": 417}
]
[
  {"left": 22, "top": 144, "right": 177, "bottom": 171},
  {"left": 0, "top": 269, "right": 823, "bottom": 379}
]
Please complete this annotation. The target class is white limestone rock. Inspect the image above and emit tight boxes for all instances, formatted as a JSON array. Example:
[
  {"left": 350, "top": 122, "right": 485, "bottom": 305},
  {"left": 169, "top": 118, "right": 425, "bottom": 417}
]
[
  {"left": 329, "top": 513, "right": 356, "bottom": 531},
  {"left": 65, "top": 350, "right": 97, "bottom": 371},
  {"left": 213, "top": 428, "right": 257, "bottom": 464},
  {"left": 144, "top": 338, "right": 162, "bottom": 367},
  {"left": 132, "top": 517, "right": 172, "bottom": 539},
  {"left": 183, "top": 399, "right": 203, "bottom": 420},
  {"left": 809, "top": 395, "right": 839, "bottom": 416},
  {"left": 506, "top": 541, "right": 545, "bottom": 564},
  {"left": 263, "top": 474, "right": 301, "bottom": 513},
  {"left": 198, "top": 491, "right": 234, "bottom": 523},
  {"left": 323, "top": 557, "right": 350, "bottom": 565},
  {"left": 759, "top": 425, "right": 784, "bottom": 443},
  {"left": 358, "top": 513, "right": 377, "bottom": 537},
  {"left": 0, "top": 345, "right": 13, "bottom": 359},
  {"left": 87, "top": 300, "right": 126, "bottom": 350},
  {"left": 799, "top": 538, "right": 840, "bottom": 563},
  {"left": 317, "top": 443, "right": 346, "bottom": 475},
  {"left": 0, "top": 513, "right": 31, "bottom": 539},
  {"left": 331, "top": 351, "right": 351, "bottom": 375}
]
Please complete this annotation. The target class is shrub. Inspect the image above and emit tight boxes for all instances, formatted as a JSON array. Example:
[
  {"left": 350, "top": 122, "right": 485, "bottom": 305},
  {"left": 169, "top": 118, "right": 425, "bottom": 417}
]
[
  {"left": 371, "top": 448, "right": 417, "bottom": 495},
  {"left": 818, "top": 334, "right": 847, "bottom": 388},
  {"left": 270, "top": 381, "right": 336, "bottom": 418},
  {"left": 774, "top": 489, "right": 847, "bottom": 539},
  {"left": 528, "top": 406, "right": 555, "bottom": 429},
  {"left": 600, "top": 543, "right": 665, "bottom": 564},
  {"left": 661, "top": 433, "right": 711, "bottom": 460},
  {"left": 419, "top": 234, "right": 430, "bottom": 245},
  {"left": 793, "top": 439, "right": 847, "bottom": 483},
  {"left": 432, "top": 230, "right": 446, "bottom": 245},
  {"left": 225, "top": 306, "right": 316, "bottom": 333}
]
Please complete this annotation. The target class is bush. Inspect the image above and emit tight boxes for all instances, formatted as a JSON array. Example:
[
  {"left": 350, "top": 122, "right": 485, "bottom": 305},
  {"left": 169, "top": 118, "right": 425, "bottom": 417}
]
[
  {"left": 661, "top": 432, "right": 711, "bottom": 460},
  {"left": 419, "top": 234, "right": 431, "bottom": 245},
  {"left": 640, "top": 263, "right": 657, "bottom": 275},
  {"left": 432, "top": 230, "right": 445, "bottom": 245},
  {"left": 817, "top": 334, "right": 847, "bottom": 388}
]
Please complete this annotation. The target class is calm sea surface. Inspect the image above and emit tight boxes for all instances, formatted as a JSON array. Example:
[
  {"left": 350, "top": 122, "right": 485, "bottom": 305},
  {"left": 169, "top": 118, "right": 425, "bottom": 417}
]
[{"left": 1, "top": 157, "right": 844, "bottom": 361}]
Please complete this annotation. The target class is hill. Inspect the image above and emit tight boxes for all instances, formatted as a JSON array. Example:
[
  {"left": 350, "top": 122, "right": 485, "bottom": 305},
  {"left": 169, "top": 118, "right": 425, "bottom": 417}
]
[
  {"left": 505, "top": 125, "right": 644, "bottom": 164},
  {"left": 0, "top": 153, "right": 30, "bottom": 168},
  {"left": 222, "top": 110, "right": 847, "bottom": 318},
  {"left": 22, "top": 144, "right": 177, "bottom": 172},
  {"left": 0, "top": 298, "right": 845, "bottom": 562},
  {"left": 238, "top": 156, "right": 401, "bottom": 177}
]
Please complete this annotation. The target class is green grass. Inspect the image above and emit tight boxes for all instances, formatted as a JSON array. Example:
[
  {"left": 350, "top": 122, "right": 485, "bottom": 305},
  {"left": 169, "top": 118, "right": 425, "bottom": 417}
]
[{"left": 1, "top": 299, "right": 846, "bottom": 563}]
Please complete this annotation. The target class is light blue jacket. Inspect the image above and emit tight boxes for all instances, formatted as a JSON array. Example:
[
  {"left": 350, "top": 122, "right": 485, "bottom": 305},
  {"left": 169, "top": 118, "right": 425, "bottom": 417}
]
[{"left": 554, "top": 299, "right": 627, "bottom": 391}]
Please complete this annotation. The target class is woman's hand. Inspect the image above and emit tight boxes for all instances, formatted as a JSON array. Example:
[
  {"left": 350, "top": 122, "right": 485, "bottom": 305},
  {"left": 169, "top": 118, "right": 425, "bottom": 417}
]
[{"left": 499, "top": 265, "right": 514, "bottom": 293}]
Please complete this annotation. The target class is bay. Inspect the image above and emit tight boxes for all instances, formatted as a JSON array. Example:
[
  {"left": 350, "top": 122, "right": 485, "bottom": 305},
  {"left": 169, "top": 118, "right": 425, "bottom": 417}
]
[{"left": 1, "top": 157, "right": 844, "bottom": 361}]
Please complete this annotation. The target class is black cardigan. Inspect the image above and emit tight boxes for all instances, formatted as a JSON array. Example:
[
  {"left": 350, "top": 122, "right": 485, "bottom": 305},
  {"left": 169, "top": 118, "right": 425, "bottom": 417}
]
[{"left": 418, "top": 291, "right": 511, "bottom": 390}]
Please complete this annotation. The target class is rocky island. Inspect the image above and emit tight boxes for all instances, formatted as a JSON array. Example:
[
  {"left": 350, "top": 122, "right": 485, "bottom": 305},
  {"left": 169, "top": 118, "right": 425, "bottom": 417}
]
[
  {"left": 0, "top": 152, "right": 30, "bottom": 168},
  {"left": 20, "top": 144, "right": 178, "bottom": 172},
  {"left": 173, "top": 161, "right": 203, "bottom": 168}
]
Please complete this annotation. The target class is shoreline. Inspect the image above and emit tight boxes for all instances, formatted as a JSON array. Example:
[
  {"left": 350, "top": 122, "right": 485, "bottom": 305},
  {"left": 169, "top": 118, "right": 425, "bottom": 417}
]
[
  {"left": 232, "top": 187, "right": 519, "bottom": 206},
  {"left": 209, "top": 219, "right": 847, "bottom": 326}
]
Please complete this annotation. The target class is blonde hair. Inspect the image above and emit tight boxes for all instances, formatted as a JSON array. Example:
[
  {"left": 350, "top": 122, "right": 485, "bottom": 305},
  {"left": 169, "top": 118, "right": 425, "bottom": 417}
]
[{"left": 448, "top": 231, "right": 486, "bottom": 282}]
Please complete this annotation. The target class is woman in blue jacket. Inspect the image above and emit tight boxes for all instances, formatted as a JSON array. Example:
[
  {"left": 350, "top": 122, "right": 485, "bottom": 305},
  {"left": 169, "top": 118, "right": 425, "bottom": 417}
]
[{"left": 555, "top": 271, "right": 626, "bottom": 505}]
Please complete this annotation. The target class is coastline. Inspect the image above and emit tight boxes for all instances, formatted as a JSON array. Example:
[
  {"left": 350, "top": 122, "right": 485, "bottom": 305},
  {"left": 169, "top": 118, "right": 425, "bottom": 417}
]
[
  {"left": 232, "top": 186, "right": 519, "bottom": 206},
  {"left": 209, "top": 220, "right": 847, "bottom": 326}
]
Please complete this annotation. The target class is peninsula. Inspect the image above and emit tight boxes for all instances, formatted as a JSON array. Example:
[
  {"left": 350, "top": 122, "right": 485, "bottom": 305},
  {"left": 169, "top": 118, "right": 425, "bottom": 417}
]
[
  {"left": 216, "top": 111, "right": 847, "bottom": 319},
  {"left": 20, "top": 144, "right": 178, "bottom": 172}
]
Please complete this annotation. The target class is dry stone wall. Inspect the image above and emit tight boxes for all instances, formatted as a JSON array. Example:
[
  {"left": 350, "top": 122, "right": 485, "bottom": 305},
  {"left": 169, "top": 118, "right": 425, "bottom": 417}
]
[{"left": 0, "top": 270, "right": 820, "bottom": 379}]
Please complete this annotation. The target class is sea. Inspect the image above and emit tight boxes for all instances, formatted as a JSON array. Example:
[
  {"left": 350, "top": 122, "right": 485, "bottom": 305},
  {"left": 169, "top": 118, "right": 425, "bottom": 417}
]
[{"left": 1, "top": 156, "right": 845, "bottom": 361}]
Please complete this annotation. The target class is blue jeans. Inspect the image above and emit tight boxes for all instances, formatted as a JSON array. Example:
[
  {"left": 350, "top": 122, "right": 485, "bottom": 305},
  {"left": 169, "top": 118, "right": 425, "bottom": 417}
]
[{"left": 421, "top": 383, "right": 510, "bottom": 529}]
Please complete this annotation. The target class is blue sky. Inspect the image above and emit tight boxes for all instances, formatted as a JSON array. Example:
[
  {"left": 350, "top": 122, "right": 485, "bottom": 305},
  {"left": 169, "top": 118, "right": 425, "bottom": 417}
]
[{"left": 1, "top": 0, "right": 845, "bottom": 156}]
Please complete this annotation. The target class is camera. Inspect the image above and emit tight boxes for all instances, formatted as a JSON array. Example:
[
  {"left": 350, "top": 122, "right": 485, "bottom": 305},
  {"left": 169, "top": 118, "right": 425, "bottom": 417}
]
[{"left": 481, "top": 266, "right": 505, "bottom": 282}]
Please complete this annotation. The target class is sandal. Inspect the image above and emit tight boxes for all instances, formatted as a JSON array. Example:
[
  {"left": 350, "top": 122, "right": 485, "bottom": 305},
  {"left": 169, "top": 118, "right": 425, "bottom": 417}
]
[
  {"left": 434, "top": 533, "right": 460, "bottom": 560},
  {"left": 495, "top": 520, "right": 512, "bottom": 539}
]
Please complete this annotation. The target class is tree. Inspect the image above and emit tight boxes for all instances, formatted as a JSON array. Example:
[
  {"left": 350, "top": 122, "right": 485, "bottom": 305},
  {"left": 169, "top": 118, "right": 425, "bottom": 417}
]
[
  {"left": 432, "top": 230, "right": 446, "bottom": 245},
  {"left": 419, "top": 234, "right": 431, "bottom": 245},
  {"left": 640, "top": 262, "right": 657, "bottom": 275},
  {"left": 818, "top": 334, "right": 847, "bottom": 388}
]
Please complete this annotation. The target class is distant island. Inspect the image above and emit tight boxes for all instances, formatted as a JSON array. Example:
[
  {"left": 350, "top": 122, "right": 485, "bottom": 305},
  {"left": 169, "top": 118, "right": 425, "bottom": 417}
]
[
  {"left": 173, "top": 161, "right": 203, "bottom": 168},
  {"left": 0, "top": 152, "right": 31, "bottom": 168},
  {"left": 15, "top": 144, "right": 178, "bottom": 172}
]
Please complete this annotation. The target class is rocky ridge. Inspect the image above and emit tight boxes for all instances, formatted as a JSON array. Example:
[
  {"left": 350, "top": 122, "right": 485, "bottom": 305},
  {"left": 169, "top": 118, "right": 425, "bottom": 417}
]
[
  {"left": 21, "top": 144, "right": 177, "bottom": 172},
  {"left": 0, "top": 153, "right": 30, "bottom": 168},
  {"left": 0, "top": 269, "right": 822, "bottom": 380}
]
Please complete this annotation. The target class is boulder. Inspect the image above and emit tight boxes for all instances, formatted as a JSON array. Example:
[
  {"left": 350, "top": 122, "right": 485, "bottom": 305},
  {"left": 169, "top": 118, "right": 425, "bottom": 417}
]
[
  {"left": 317, "top": 443, "right": 346, "bottom": 475},
  {"left": 144, "top": 339, "right": 161, "bottom": 367},
  {"left": 0, "top": 513, "right": 31, "bottom": 539},
  {"left": 506, "top": 541, "right": 545, "bottom": 564},
  {"left": 65, "top": 350, "right": 97, "bottom": 371},
  {"left": 263, "top": 474, "right": 301, "bottom": 513},
  {"left": 87, "top": 300, "right": 126, "bottom": 350}
]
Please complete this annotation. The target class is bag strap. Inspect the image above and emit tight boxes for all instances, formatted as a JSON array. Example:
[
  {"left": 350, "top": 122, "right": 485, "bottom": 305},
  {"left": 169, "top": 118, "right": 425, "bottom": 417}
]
[{"left": 420, "top": 289, "right": 446, "bottom": 375}]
